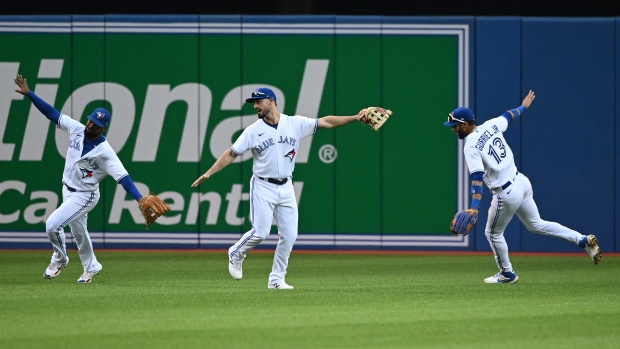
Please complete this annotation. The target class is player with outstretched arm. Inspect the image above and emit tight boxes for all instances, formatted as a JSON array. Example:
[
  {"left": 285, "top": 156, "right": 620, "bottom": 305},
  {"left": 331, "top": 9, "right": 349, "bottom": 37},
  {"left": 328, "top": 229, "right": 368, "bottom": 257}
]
[
  {"left": 14, "top": 74, "right": 169, "bottom": 283},
  {"left": 191, "top": 88, "right": 386, "bottom": 289},
  {"left": 444, "top": 90, "right": 602, "bottom": 283}
]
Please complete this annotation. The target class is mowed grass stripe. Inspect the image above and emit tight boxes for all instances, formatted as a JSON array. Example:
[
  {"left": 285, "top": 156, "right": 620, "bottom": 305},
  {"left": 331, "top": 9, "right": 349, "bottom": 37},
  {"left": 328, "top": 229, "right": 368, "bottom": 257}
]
[{"left": 0, "top": 251, "right": 618, "bottom": 349}]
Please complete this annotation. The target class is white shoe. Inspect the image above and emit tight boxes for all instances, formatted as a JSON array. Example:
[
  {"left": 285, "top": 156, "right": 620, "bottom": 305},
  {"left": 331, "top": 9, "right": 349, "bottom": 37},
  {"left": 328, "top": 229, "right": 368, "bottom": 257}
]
[
  {"left": 584, "top": 235, "right": 602, "bottom": 265},
  {"left": 77, "top": 269, "right": 101, "bottom": 283},
  {"left": 43, "top": 257, "right": 69, "bottom": 279},
  {"left": 484, "top": 271, "right": 518, "bottom": 284},
  {"left": 268, "top": 280, "right": 294, "bottom": 290},
  {"left": 228, "top": 246, "right": 242, "bottom": 280}
]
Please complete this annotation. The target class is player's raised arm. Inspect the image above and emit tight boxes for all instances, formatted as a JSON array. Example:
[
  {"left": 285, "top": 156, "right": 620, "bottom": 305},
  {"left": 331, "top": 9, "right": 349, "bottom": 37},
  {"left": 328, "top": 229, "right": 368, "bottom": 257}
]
[
  {"left": 502, "top": 90, "right": 536, "bottom": 122},
  {"left": 191, "top": 149, "right": 238, "bottom": 187},
  {"left": 14, "top": 74, "right": 61, "bottom": 124}
]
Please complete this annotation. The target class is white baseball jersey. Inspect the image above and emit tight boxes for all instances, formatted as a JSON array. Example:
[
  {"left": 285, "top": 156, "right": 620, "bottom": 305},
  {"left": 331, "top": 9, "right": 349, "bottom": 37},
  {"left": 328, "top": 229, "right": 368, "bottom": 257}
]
[
  {"left": 228, "top": 113, "right": 317, "bottom": 286},
  {"left": 466, "top": 116, "right": 584, "bottom": 275},
  {"left": 230, "top": 113, "right": 318, "bottom": 178},
  {"left": 463, "top": 116, "right": 518, "bottom": 190},
  {"left": 58, "top": 114, "right": 129, "bottom": 191}
]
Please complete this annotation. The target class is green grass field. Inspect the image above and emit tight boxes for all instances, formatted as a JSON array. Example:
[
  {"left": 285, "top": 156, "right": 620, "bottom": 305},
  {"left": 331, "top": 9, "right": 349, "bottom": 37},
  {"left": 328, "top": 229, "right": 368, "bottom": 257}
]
[{"left": 1, "top": 250, "right": 618, "bottom": 349}]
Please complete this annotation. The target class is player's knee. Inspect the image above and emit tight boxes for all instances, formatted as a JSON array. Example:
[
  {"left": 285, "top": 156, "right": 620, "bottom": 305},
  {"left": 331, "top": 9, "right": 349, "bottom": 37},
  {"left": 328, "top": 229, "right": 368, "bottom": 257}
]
[
  {"left": 252, "top": 228, "right": 270, "bottom": 240},
  {"left": 524, "top": 220, "right": 546, "bottom": 233},
  {"left": 485, "top": 229, "right": 502, "bottom": 238},
  {"left": 45, "top": 220, "right": 60, "bottom": 234},
  {"left": 278, "top": 227, "right": 298, "bottom": 240}
]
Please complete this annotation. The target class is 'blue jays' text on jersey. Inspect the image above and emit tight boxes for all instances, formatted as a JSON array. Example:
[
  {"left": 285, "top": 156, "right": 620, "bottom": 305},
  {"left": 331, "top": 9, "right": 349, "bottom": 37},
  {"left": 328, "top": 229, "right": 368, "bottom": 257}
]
[{"left": 231, "top": 114, "right": 318, "bottom": 178}]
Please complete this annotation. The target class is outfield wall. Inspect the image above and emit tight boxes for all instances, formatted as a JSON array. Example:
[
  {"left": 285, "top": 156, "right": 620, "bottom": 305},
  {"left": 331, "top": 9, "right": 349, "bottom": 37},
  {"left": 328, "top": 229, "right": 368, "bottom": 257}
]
[{"left": 0, "top": 15, "right": 617, "bottom": 253}]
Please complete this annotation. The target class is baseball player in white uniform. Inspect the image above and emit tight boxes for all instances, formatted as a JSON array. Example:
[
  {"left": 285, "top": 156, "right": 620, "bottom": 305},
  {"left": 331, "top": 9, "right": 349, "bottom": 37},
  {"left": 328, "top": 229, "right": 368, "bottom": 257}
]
[
  {"left": 192, "top": 87, "right": 365, "bottom": 289},
  {"left": 15, "top": 74, "right": 150, "bottom": 283},
  {"left": 444, "top": 90, "right": 602, "bottom": 283}
]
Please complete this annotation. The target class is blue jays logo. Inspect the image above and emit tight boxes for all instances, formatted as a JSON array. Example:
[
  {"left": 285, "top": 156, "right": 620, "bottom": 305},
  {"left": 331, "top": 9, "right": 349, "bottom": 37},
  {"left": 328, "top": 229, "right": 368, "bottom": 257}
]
[
  {"left": 80, "top": 168, "right": 94, "bottom": 178},
  {"left": 284, "top": 149, "right": 296, "bottom": 162},
  {"left": 96, "top": 112, "right": 105, "bottom": 119},
  {"left": 86, "top": 157, "right": 100, "bottom": 169}
]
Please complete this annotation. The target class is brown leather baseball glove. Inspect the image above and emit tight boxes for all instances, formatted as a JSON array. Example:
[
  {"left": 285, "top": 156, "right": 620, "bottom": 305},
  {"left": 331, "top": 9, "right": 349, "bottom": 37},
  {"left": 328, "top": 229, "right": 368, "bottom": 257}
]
[
  {"left": 139, "top": 194, "right": 171, "bottom": 228},
  {"left": 358, "top": 107, "right": 392, "bottom": 131}
]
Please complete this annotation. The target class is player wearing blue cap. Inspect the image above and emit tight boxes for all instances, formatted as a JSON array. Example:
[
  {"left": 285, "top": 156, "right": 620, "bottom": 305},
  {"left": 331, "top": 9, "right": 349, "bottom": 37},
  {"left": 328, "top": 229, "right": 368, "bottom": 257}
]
[
  {"left": 192, "top": 87, "right": 367, "bottom": 289},
  {"left": 14, "top": 74, "right": 151, "bottom": 283},
  {"left": 444, "top": 90, "right": 602, "bottom": 283}
]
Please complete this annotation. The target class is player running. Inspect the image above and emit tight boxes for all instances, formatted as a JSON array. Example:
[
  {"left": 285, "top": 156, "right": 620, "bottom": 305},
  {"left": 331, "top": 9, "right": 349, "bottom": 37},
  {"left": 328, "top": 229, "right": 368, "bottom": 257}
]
[
  {"left": 192, "top": 87, "right": 368, "bottom": 289},
  {"left": 14, "top": 74, "right": 154, "bottom": 283},
  {"left": 444, "top": 90, "right": 602, "bottom": 284}
]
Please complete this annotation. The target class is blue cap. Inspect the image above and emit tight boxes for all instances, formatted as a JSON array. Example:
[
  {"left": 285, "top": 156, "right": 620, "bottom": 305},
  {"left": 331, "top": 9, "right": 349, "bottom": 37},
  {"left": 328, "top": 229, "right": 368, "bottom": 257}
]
[
  {"left": 87, "top": 108, "right": 111, "bottom": 128},
  {"left": 245, "top": 88, "right": 277, "bottom": 103},
  {"left": 444, "top": 107, "right": 474, "bottom": 126}
]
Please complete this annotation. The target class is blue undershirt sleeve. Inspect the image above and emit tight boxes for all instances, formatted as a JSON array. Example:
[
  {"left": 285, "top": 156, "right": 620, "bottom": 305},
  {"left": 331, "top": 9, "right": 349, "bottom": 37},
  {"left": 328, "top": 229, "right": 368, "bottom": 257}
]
[
  {"left": 119, "top": 175, "right": 144, "bottom": 201},
  {"left": 500, "top": 112, "right": 512, "bottom": 123},
  {"left": 27, "top": 91, "right": 61, "bottom": 124},
  {"left": 470, "top": 171, "right": 484, "bottom": 182},
  {"left": 501, "top": 105, "right": 526, "bottom": 123},
  {"left": 470, "top": 171, "right": 485, "bottom": 210}
]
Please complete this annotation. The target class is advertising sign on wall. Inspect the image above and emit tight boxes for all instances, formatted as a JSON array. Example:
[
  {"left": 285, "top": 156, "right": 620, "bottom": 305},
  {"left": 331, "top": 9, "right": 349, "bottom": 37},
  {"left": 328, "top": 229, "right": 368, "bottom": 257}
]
[{"left": 0, "top": 16, "right": 469, "bottom": 248}]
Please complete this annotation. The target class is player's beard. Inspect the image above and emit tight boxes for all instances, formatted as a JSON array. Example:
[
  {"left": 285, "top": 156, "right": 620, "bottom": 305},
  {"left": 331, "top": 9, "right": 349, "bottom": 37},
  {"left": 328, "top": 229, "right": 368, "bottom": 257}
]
[
  {"left": 84, "top": 128, "right": 97, "bottom": 139},
  {"left": 455, "top": 125, "right": 468, "bottom": 139},
  {"left": 257, "top": 106, "right": 270, "bottom": 119},
  {"left": 85, "top": 126, "right": 103, "bottom": 140}
]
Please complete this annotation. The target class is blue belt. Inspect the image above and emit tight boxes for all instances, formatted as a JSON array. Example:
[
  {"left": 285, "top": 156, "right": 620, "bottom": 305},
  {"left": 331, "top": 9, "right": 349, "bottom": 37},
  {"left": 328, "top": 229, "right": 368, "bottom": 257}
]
[
  {"left": 501, "top": 171, "right": 519, "bottom": 190},
  {"left": 64, "top": 183, "right": 93, "bottom": 192},
  {"left": 64, "top": 183, "right": 78, "bottom": 192},
  {"left": 258, "top": 177, "right": 288, "bottom": 185}
]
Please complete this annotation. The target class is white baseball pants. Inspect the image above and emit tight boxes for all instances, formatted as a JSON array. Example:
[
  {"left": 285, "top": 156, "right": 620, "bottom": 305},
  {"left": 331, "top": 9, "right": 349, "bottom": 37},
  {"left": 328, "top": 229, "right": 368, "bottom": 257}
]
[
  {"left": 485, "top": 172, "right": 584, "bottom": 272},
  {"left": 45, "top": 185, "right": 103, "bottom": 273},
  {"left": 229, "top": 176, "right": 298, "bottom": 284}
]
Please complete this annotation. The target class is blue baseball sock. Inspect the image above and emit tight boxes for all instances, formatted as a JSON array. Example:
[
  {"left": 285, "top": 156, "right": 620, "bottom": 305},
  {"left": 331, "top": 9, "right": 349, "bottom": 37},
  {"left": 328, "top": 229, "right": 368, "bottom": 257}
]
[{"left": 578, "top": 235, "right": 588, "bottom": 248}]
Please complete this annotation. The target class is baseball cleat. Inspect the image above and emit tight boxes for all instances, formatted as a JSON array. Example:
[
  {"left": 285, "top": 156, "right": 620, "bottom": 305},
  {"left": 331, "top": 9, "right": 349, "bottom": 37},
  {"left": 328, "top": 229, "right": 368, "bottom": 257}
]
[
  {"left": 484, "top": 271, "right": 519, "bottom": 284},
  {"left": 43, "top": 257, "right": 69, "bottom": 279},
  {"left": 268, "top": 280, "right": 294, "bottom": 290},
  {"left": 77, "top": 269, "right": 101, "bottom": 283},
  {"left": 228, "top": 246, "right": 243, "bottom": 280},
  {"left": 584, "top": 234, "right": 602, "bottom": 265}
]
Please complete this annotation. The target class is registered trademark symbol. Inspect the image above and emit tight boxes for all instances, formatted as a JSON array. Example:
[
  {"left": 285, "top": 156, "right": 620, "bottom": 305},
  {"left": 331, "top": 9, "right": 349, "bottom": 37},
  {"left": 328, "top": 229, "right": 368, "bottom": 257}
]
[{"left": 318, "top": 144, "right": 337, "bottom": 164}]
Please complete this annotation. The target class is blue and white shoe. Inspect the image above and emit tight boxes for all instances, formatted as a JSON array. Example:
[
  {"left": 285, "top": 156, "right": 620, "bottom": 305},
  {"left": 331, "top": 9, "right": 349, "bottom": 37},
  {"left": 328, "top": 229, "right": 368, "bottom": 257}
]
[
  {"left": 77, "top": 269, "right": 101, "bottom": 283},
  {"left": 43, "top": 257, "right": 69, "bottom": 279},
  {"left": 581, "top": 235, "right": 602, "bottom": 265},
  {"left": 484, "top": 270, "right": 519, "bottom": 284}
]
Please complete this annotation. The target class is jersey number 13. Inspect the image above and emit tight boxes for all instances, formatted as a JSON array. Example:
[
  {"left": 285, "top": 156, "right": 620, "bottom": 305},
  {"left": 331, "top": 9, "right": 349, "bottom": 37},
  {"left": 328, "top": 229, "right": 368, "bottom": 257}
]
[{"left": 488, "top": 137, "right": 506, "bottom": 164}]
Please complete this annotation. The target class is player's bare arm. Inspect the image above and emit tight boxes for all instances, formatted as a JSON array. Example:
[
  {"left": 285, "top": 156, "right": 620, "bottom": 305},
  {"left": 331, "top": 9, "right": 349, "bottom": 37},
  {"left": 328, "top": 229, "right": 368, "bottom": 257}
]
[
  {"left": 317, "top": 115, "right": 360, "bottom": 129},
  {"left": 506, "top": 90, "right": 536, "bottom": 120},
  {"left": 521, "top": 90, "right": 535, "bottom": 109},
  {"left": 14, "top": 74, "right": 31, "bottom": 95},
  {"left": 191, "top": 149, "right": 238, "bottom": 187}
]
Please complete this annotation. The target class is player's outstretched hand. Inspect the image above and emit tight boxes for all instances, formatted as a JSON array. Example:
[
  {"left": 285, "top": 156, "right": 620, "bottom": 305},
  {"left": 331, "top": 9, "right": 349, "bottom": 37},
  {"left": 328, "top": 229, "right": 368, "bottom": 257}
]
[
  {"left": 14, "top": 74, "right": 31, "bottom": 96},
  {"left": 522, "top": 90, "right": 535, "bottom": 109},
  {"left": 191, "top": 173, "right": 210, "bottom": 187}
]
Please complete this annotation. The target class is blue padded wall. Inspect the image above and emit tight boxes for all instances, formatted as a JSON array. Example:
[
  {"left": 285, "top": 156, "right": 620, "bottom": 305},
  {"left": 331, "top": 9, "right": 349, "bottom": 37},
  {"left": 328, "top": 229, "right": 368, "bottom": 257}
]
[{"left": 519, "top": 18, "right": 615, "bottom": 252}]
